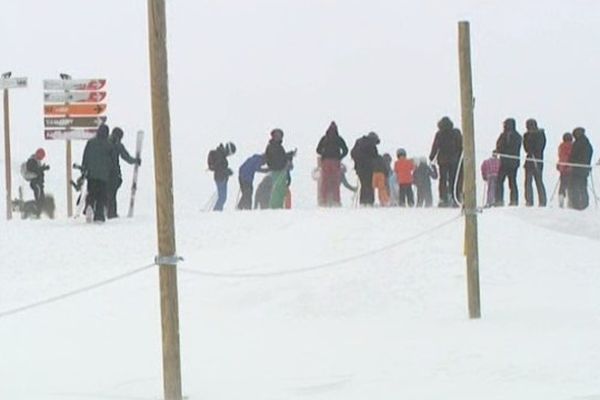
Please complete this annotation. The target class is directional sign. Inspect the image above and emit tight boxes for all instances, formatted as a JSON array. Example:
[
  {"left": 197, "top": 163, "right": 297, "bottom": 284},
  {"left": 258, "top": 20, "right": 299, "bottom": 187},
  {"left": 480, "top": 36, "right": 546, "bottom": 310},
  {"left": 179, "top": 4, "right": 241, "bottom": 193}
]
[
  {"left": 43, "top": 79, "right": 106, "bottom": 91},
  {"left": 45, "top": 129, "right": 97, "bottom": 140},
  {"left": 44, "top": 91, "right": 107, "bottom": 103},
  {"left": 44, "top": 103, "right": 107, "bottom": 116},
  {"left": 0, "top": 77, "right": 28, "bottom": 90},
  {"left": 44, "top": 116, "right": 107, "bottom": 128}
]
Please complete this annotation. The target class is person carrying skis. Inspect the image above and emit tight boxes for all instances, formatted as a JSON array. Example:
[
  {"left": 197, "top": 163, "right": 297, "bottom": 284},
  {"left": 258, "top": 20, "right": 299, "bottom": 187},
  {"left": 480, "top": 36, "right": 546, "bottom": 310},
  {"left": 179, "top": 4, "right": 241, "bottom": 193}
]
[
  {"left": 316, "top": 121, "right": 348, "bottom": 207},
  {"left": 495, "top": 118, "right": 522, "bottom": 206},
  {"left": 394, "top": 148, "right": 415, "bottom": 207},
  {"left": 480, "top": 150, "right": 501, "bottom": 207},
  {"left": 208, "top": 142, "right": 236, "bottom": 211},
  {"left": 568, "top": 127, "right": 594, "bottom": 210},
  {"left": 107, "top": 127, "right": 141, "bottom": 219},
  {"left": 557, "top": 132, "right": 573, "bottom": 208},
  {"left": 23, "top": 148, "right": 50, "bottom": 216},
  {"left": 237, "top": 153, "right": 267, "bottom": 210},
  {"left": 429, "top": 116, "right": 462, "bottom": 207},
  {"left": 81, "top": 124, "right": 114, "bottom": 222},
  {"left": 523, "top": 118, "right": 547, "bottom": 207},
  {"left": 265, "top": 129, "right": 296, "bottom": 209},
  {"left": 413, "top": 157, "right": 438, "bottom": 208},
  {"left": 350, "top": 131, "right": 380, "bottom": 206}
]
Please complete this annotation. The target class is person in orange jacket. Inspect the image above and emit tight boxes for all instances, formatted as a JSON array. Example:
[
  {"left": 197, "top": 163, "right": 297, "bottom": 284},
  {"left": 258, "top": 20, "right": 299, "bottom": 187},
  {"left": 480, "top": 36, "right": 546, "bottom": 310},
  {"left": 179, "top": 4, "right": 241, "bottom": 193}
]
[
  {"left": 557, "top": 132, "right": 573, "bottom": 208},
  {"left": 394, "top": 148, "right": 415, "bottom": 207}
]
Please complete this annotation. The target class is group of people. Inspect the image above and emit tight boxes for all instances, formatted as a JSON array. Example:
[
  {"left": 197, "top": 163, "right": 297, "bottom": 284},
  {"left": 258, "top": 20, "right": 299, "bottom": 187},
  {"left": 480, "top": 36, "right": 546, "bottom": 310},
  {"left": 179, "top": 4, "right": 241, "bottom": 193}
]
[
  {"left": 481, "top": 118, "right": 595, "bottom": 210},
  {"left": 209, "top": 117, "right": 597, "bottom": 212}
]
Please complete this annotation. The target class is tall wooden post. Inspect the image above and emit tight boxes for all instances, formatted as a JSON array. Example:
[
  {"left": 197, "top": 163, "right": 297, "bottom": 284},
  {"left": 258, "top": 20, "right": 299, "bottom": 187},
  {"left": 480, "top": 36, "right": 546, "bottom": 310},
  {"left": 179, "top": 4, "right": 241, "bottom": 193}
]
[
  {"left": 458, "top": 21, "right": 481, "bottom": 319},
  {"left": 3, "top": 89, "right": 12, "bottom": 220},
  {"left": 66, "top": 140, "right": 73, "bottom": 216},
  {"left": 147, "top": 1, "right": 183, "bottom": 399}
]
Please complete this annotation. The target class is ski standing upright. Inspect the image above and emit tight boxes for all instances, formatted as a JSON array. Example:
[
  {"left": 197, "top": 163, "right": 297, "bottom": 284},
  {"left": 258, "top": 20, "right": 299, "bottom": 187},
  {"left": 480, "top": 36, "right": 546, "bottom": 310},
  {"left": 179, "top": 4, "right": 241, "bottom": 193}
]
[{"left": 127, "top": 130, "right": 144, "bottom": 217}]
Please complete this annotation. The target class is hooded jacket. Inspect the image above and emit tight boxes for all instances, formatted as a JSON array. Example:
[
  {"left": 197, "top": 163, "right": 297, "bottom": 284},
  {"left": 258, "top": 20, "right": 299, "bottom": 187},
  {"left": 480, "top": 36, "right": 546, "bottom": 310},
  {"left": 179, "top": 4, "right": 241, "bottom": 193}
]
[
  {"left": 265, "top": 138, "right": 293, "bottom": 171},
  {"left": 569, "top": 132, "right": 593, "bottom": 177},
  {"left": 495, "top": 119, "right": 522, "bottom": 169},
  {"left": 82, "top": 125, "right": 114, "bottom": 182},
  {"left": 316, "top": 122, "right": 348, "bottom": 160},
  {"left": 429, "top": 118, "right": 462, "bottom": 164}
]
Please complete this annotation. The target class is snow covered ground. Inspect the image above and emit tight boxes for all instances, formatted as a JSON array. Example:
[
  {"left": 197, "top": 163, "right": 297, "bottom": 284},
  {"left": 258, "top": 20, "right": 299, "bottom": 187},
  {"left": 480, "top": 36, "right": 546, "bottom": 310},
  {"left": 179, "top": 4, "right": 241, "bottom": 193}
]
[{"left": 1, "top": 205, "right": 600, "bottom": 400}]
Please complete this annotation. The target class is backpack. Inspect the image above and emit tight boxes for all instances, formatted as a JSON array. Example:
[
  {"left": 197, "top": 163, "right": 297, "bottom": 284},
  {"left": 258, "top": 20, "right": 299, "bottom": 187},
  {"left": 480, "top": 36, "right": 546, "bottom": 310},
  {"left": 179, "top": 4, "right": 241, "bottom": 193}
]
[
  {"left": 207, "top": 149, "right": 218, "bottom": 171},
  {"left": 20, "top": 162, "right": 37, "bottom": 181}
]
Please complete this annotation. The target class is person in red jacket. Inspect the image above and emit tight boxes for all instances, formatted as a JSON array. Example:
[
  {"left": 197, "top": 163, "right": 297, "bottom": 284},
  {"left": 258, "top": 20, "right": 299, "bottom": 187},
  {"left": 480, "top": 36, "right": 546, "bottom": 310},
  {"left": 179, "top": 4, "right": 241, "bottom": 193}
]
[
  {"left": 394, "top": 148, "right": 415, "bottom": 207},
  {"left": 557, "top": 132, "right": 573, "bottom": 208}
]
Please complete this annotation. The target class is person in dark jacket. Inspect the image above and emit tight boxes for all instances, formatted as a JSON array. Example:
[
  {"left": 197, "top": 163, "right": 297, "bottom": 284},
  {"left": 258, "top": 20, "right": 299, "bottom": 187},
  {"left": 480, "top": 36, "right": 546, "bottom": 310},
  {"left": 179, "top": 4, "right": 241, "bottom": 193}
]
[
  {"left": 265, "top": 129, "right": 295, "bottom": 209},
  {"left": 523, "top": 119, "right": 547, "bottom": 207},
  {"left": 568, "top": 127, "right": 594, "bottom": 210},
  {"left": 211, "top": 142, "right": 236, "bottom": 211},
  {"left": 316, "top": 121, "right": 348, "bottom": 207},
  {"left": 350, "top": 131, "right": 380, "bottom": 206},
  {"left": 413, "top": 157, "right": 438, "bottom": 207},
  {"left": 237, "top": 153, "right": 267, "bottom": 210},
  {"left": 429, "top": 116, "right": 462, "bottom": 207},
  {"left": 107, "top": 127, "right": 140, "bottom": 218},
  {"left": 24, "top": 148, "right": 50, "bottom": 216},
  {"left": 82, "top": 124, "right": 114, "bottom": 222},
  {"left": 495, "top": 118, "right": 522, "bottom": 206}
]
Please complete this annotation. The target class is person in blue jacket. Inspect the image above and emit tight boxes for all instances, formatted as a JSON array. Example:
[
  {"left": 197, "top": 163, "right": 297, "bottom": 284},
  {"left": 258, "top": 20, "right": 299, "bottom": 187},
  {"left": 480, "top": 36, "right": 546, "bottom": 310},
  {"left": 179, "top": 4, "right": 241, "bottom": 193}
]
[{"left": 237, "top": 153, "right": 268, "bottom": 210}]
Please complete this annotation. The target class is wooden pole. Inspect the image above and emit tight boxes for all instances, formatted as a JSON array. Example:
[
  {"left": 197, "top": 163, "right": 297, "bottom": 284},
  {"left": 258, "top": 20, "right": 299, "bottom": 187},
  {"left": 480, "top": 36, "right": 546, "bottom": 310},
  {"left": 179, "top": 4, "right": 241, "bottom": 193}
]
[
  {"left": 3, "top": 89, "right": 12, "bottom": 220},
  {"left": 458, "top": 21, "right": 481, "bottom": 319},
  {"left": 147, "top": 1, "right": 183, "bottom": 399},
  {"left": 66, "top": 140, "right": 73, "bottom": 217}
]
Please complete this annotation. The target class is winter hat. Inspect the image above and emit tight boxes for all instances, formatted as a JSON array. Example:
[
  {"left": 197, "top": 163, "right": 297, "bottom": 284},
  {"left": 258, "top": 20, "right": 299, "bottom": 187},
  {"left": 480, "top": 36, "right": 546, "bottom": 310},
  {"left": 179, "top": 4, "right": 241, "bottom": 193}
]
[
  {"left": 326, "top": 121, "right": 338, "bottom": 136},
  {"left": 525, "top": 118, "right": 538, "bottom": 131},
  {"left": 503, "top": 118, "right": 516, "bottom": 131},
  {"left": 224, "top": 142, "right": 236, "bottom": 156},
  {"left": 97, "top": 124, "right": 109, "bottom": 138},
  {"left": 34, "top": 148, "right": 46, "bottom": 160},
  {"left": 270, "top": 128, "right": 284, "bottom": 140},
  {"left": 367, "top": 131, "right": 380, "bottom": 144},
  {"left": 437, "top": 116, "right": 453, "bottom": 131},
  {"left": 396, "top": 148, "right": 407, "bottom": 157},
  {"left": 562, "top": 132, "right": 573, "bottom": 142},
  {"left": 573, "top": 127, "right": 585, "bottom": 139},
  {"left": 382, "top": 153, "right": 392, "bottom": 164},
  {"left": 111, "top": 127, "right": 124, "bottom": 140}
]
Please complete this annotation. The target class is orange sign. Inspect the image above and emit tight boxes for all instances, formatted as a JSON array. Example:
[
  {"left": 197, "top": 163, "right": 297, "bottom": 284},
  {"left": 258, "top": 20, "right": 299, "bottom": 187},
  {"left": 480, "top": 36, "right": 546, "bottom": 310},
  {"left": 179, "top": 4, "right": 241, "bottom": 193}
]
[{"left": 44, "top": 104, "right": 107, "bottom": 116}]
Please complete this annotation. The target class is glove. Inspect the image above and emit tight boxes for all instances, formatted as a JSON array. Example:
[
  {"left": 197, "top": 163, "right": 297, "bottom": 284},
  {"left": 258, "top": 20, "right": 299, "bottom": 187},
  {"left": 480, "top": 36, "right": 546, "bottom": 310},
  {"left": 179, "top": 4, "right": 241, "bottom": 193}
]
[
  {"left": 136, "top": 157, "right": 142, "bottom": 166},
  {"left": 227, "top": 168, "right": 233, "bottom": 176},
  {"left": 43, "top": 165, "right": 50, "bottom": 171}
]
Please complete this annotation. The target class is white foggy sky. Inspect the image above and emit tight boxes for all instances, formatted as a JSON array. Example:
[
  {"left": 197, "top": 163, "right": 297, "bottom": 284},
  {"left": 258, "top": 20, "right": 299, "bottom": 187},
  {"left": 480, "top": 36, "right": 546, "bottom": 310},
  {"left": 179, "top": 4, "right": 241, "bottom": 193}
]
[{"left": 1, "top": 0, "right": 599, "bottom": 208}]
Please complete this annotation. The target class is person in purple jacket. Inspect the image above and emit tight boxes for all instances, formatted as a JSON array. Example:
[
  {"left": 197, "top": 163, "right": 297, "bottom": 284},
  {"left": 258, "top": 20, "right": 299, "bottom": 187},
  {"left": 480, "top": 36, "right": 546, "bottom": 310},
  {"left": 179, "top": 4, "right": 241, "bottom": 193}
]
[
  {"left": 237, "top": 153, "right": 268, "bottom": 210},
  {"left": 481, "top": 150, "right": 501, "bottom": 207}
]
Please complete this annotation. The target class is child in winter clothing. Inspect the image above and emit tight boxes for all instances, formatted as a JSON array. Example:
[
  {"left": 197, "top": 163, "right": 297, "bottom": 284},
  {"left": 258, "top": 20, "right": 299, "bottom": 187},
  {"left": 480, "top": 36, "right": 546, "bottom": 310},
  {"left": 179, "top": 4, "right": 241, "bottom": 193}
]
[
  {"left": 557, "top": 132, "right": 573, "bottom": 208},
  {"left": 413, "top": 157, "right": 438, "bottom": 207},
  {"left": 481, "top": 151, "right": 501, "bottom": 207},
  {"left": 394, "top": 148, "right": 415, "bottom": 207},
  {"left": 372, "top": 154, "right": 390, "bottom": 206},
  {"left": 383, "top": 153, "right": 399, "bottom": 206}
]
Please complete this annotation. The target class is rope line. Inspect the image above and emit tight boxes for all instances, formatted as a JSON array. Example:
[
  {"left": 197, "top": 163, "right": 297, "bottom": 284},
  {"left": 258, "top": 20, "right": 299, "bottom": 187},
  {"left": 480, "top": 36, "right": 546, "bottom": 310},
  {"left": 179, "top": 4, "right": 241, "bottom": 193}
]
[
  {"left": 0, "top": 263, "right": 156, "bottom": 319},
  {"left": 179, "top": 213, "right": 462, "bottom": 279},
  {"left": 495, "top": 152, "right": 598, "bottom": 169}
]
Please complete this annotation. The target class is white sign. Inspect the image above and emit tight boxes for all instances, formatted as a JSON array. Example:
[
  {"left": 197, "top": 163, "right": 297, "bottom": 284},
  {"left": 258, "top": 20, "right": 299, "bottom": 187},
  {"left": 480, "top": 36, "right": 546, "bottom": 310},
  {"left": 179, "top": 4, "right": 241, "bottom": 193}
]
[
  {"left": 43, "top": 79, "right": 106, "bottom": 91},
  {"left": 44, "top": 129, "right": 97, "bottom": 140},
  {"left": 0, "top": 77, "right": 28, "bottom": 90}
]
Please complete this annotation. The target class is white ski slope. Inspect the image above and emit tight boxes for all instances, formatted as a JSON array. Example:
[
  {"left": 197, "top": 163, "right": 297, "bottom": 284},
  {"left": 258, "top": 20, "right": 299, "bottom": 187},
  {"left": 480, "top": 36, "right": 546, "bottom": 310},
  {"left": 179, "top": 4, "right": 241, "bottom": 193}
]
[{"left": 1, "top": 206, "right": 599, "bottom": 400}]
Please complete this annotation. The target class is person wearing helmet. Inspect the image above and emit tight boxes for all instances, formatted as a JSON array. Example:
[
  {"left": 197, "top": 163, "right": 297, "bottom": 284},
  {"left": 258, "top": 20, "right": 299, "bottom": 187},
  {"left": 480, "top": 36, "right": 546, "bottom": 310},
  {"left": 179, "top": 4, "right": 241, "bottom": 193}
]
[
  {"left": 24, "top": 148, "right": 50, "bottom": 216},
  {"left": 557, "top": 132, "right": 573, "bottom": 208},
  {"left": 265, "top": 128, "right": 296, "bottom": 209},
  {"left": 82, "top": 124, "right": 114, "bottom": 222},
  {"left": 107, "top": 127, "right": 141, "bottom": 218},
  {"left": 209, "top": 141, "right": 236, "bottom": 211}
]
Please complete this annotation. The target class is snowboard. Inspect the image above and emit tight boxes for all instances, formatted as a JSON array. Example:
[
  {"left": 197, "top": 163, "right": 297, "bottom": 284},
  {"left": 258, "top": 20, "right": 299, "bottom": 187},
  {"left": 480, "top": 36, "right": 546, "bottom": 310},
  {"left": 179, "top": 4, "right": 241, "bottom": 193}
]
[{"left": 127, "top": 130, "right": 144, "bottom": 218}]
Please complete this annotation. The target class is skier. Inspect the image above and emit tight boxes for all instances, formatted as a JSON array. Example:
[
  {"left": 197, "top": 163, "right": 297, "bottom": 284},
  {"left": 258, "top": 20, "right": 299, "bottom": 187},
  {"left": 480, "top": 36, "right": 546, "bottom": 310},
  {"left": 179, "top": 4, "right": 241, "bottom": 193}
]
[
  {"left": 557, "top": 132, "right": 573, "bottom": 208},
  {"left": 413, "top": 157, "right": 438, "bottom": 208},
  {"left": 316, "top": 121, "right": 348, "bottom": 207},
  {"left": 523, "top": 118, "right": 547, "bottom": 207},
  {"left": 107, "top": 127, "right": 141, "bottom": 219},
  {"left": 481, "top": 151, "right": 501, "bottom": 207},
  {"left": 81, "top": 124, "right": 114, "bottom": 222},
  {"left": 23, "top": 148, "right": 50, "bottom": 217},
  {"left": 350, "top": 131, "right": 380, "bottom": 206},
  {"left": 265, "top": 129, "right": 296, "bottom": 209},
  {"left": 429, "top": 117, "right": 462, "bottom": 207},
  {"left": 394, "top": 148, "right": 415, "bottom": 207},
  {"left": 495, "top": 118, "right": 522, "bottom": 206},
  {"left": 568, "top": 127, "right": 594, "bottom": 210},
  {"left": 208, "top": 142, "right": 236, "bottom": 211},
  {"left": 237, "top": 153, "right": 267, "bottom": 210},
  {"left": 371, "top": 153, "right": 391, "bottom": 207}
]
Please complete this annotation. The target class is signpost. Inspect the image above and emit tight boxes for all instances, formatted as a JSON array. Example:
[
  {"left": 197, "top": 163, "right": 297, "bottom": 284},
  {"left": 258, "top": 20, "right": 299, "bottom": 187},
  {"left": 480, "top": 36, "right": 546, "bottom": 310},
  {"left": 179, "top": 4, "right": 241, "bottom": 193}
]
[
  {"left": 43, "top": 76, "right": 107, "bottom": 216},
  {"left": 1, "top": 73, "right": 28, "bottom": 220}
]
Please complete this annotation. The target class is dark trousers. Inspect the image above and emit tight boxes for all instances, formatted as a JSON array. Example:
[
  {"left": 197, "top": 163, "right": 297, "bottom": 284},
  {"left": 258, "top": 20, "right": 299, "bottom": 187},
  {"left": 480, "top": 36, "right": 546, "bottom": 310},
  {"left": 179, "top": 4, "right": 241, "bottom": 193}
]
[
  {"left": 398, "top": 184, "right": 414, "bottom": 207},
  {"left": 524, "top": 165, "right": 547, "bottom": 206},
  {"left": 356, "top": 168, "right": 375, "bottom": 205},
  {"left": 87, "top": 179, "right": 107, "bottom": 221},
  {"left": 237, "top": 177, "right": 253, "bottom": 210},
  {"left": 107, "top": 176, "right": 123, "bottom": 219},
  {"left": 30, "top": 179, "right": 45, "bottom": 216},
  {"left": 568, "top": 174, "right": 589, "bottom": 210},
  {"left": 497, "top": 166, "right": 519, "bottom": 206},
  {"left": 438, "top": 162, "right": 458, "bottom": 205},
  {"left": 558, "top": 174, "right": 569, "bottom": 197},
  {"left": 415, "top": 183, "right": 433, "bottom": 207}
]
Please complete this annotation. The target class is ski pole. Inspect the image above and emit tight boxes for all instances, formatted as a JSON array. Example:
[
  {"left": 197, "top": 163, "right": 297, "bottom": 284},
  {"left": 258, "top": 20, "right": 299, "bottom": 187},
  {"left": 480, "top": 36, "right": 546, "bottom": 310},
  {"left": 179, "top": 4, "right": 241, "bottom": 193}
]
[{"left": 202, "top": 191, "right": 217, "bottom": 212}]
